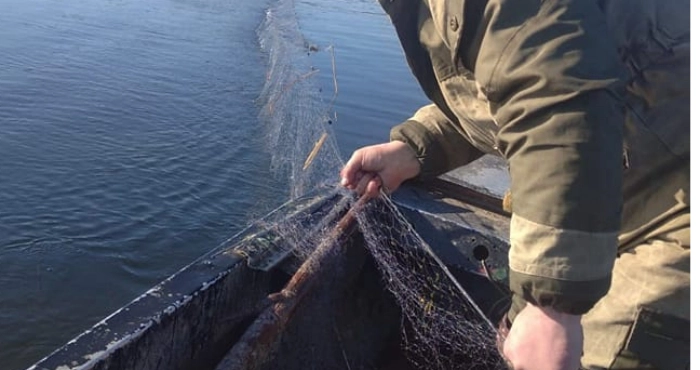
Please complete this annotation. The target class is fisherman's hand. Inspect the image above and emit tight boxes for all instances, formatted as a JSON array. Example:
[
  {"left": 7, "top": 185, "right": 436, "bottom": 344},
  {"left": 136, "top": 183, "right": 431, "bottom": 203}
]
[
  {"left": 503, "top": 303, "right": 583, "bottom": 370},
  {"left": 339, "top": 141, "right": 420, "bottom": 197}
]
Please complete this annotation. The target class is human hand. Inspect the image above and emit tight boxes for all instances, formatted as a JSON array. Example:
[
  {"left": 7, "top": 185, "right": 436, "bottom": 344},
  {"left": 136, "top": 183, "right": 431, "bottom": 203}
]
[
  {"left": 339, "top": 141, "right": 420, "bottom": 197},
  {"left": 503, "top": 303, "right": 583, "bottom": 370}
]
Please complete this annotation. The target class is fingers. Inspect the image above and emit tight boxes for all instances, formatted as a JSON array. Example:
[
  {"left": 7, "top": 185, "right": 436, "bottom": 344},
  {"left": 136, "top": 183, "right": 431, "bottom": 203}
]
[
  {"left": 339, "top": 150, "right": 364, "bottom": 188},
  {"left": 345, "top": 172, "right": 383, "bottom": 198},
  {"left": 339, "top": 144, "right": 395, "bottom": 197},
  {"left": 366, "top": 176, "right": 383, "bottom": 198},
  {"left": 341, "top": 170, "right": 367, "bottom": 191},
  {"left": 353, "top": 172, "right": 374, "bottom": 194}
]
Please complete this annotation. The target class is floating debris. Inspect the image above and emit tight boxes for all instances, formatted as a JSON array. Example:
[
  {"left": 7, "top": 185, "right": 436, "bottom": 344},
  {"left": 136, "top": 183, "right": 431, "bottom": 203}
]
[{"left": 303, "top": 132, "right": 328, "bottom": 171}]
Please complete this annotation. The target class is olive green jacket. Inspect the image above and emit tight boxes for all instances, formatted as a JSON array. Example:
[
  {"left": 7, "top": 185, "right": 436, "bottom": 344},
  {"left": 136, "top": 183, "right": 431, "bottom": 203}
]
[{"left": 378, "top": 0, "right": 690, "bottom": 314}]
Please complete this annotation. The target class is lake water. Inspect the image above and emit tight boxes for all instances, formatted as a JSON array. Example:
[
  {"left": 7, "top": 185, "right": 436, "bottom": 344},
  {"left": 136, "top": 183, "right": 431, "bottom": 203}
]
[{"left": 0, "top": 0, "right": 430, "bottom": 368}]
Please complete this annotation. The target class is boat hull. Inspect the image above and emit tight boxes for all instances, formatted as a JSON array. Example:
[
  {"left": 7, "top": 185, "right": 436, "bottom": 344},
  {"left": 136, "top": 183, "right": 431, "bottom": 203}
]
[{"left": 29, "top": 183, "right": 511, "bottom": 370}]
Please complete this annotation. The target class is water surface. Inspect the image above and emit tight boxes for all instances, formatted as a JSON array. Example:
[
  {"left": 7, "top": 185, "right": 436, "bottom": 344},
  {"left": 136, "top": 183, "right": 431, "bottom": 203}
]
[{"left": 0, "top": 0, "right": 429, "bottom": 368}]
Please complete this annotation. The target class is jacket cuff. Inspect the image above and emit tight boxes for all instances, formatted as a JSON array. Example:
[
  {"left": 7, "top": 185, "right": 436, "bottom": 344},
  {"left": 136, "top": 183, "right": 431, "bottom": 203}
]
[
  {"left": 508, "top": 270, "right": 612, "bottom": 317},
  {"left": 390, "top": 119, "right": 451, "bottom": 178},
  {"left": 507, "top": 212, "right": 617, "bottom": 316}
]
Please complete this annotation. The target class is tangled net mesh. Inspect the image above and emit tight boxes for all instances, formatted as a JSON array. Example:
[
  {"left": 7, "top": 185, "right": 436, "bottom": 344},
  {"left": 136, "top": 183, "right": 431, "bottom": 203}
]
[
  {"left": 356, "top": 198, "right": 507, "bottom": 369},
  {"left": 229, "top": 0, "right": 509, "bottom": 369}
]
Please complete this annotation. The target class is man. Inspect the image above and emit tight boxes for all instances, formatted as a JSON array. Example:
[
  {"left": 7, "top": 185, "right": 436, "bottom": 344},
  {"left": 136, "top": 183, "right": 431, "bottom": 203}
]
[{"left": 339, "top": 0, "right": 690, "bottom": 369}]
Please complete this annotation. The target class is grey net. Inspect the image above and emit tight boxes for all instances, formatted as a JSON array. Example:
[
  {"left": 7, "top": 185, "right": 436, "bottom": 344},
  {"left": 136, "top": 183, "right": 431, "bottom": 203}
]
[
  {"left": 223, "top": 0, "right": 510, "bottom": 369},
  {"left": 256, "top": 0, "right": 342, "bottom": 201},
  {"left": 355, "top": 197, "right": 508, "bottom": 369}
]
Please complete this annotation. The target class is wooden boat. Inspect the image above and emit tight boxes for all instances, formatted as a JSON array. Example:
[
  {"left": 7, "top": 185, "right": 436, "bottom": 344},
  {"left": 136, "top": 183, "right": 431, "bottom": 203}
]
[{"left": 27, "top": 172, "right": 512, "bottom": 370}]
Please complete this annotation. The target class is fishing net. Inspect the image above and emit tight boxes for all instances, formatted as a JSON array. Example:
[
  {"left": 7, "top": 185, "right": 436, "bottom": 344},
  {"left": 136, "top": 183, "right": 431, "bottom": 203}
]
[
  {"left": 256, "top": 0, "right": 342, "bottom": 201},
  {"left": 224, "top": 0, "right": 510, "bottom": 369},
  {"left": 355, "top": 198, "right": 508, "bottom": 370}
]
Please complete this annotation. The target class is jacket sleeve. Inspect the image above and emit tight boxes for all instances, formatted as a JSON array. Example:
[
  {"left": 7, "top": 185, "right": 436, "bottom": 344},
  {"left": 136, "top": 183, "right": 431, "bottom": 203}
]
[
  {"left": 476, "top": 0, "right": 627, "bottom": 315},
  {"left": 390, "top": 104, "right": 484, "bottom": 178}
]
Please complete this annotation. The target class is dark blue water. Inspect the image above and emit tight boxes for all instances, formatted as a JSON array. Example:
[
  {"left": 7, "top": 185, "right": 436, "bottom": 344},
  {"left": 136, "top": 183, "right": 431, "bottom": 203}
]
[{"left": 0, "top": 0, "right": 426, "bottom": 368}]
